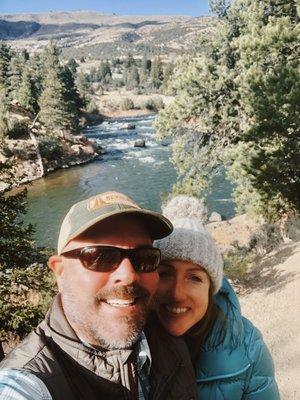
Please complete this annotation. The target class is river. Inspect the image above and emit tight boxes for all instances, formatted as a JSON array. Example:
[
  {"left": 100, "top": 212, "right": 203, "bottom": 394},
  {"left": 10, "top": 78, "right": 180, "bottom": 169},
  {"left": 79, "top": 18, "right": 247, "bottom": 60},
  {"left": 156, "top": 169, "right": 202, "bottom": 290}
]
[{"left": 23, "top": 114, "right": 235, "bottom": 248}]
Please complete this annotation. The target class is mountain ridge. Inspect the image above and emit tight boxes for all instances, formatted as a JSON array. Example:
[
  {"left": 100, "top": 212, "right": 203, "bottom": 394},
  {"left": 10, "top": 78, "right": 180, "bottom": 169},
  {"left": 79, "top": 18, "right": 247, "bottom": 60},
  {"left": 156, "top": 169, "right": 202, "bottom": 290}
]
[{"left": 0, "top": 11, "right": 215, "bottom": 59}]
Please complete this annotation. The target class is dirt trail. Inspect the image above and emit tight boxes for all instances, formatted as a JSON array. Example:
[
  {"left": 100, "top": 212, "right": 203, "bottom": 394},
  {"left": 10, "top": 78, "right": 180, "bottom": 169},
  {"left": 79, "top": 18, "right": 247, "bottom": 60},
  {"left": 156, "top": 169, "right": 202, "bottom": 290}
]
[{"left": 239, "top": 241, "right": 300, "bottom": 400}]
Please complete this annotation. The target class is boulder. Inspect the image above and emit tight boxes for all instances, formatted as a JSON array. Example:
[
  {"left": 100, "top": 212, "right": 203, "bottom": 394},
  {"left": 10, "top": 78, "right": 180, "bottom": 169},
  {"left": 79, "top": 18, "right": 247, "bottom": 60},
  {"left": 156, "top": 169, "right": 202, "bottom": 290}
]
[
  {"left": 134, "top": 139, "right": 146, "bottom": 148},
  {"left": 209, "top": 211, "right": 222, "bottom": 222},
  {"left": 121, "top": 123, "right": 136, "bottom": 130},
  {"left": 206, "top": 214, "right": 259, "bottom": 253}
]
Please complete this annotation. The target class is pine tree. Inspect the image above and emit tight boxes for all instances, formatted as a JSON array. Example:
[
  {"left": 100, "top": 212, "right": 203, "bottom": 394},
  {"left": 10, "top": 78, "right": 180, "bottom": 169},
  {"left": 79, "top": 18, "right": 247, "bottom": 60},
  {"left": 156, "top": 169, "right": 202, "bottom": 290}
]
[
  {"left": 61, "top": 66, "right": 81, "bottom": 129},
  {"left": 17, "top": 65, "right": 38, "bottom": 114},
  {"left": 66, "top": 58, "right": 78, "bottom": 77},
  {"left": 156, "top": 0, "right": 300, "bottom": 221},
  {"left": 140, "top": 54, "right": 151, "bottom": 85},
  {"left": 98, "top": 60, "right": 111, "bottom": 82},
  {"left": 27, "top": 53, "right": 43, "bottom": 105},
  {"left": 126, "top": 65, "right": 140, "bottom": 90},
  {"left": 0, "top": 166, "right": 55, "bottom": 342},
  {"left": 7, "top": 54, "right": 23, "bottom": 100},
  {"left": 209, "top": 0, "right": 231, "bottom": 17},
  {"left": 0, "top": 89, "right": 9, "bottom": 140},
  {"left": 39, "top": 42, "right": 78, "bottom": 133},
  {"left": 76, "top": 71, "right": 92, "bottom": 107},
  {"left": 0, "top": 42, "right": 12, "bottom": 91},
  {"left": 125, "top": 53, "right": 135, "bottom": 69},
  {"left": 150, "top": 57, "right": 164, "bottom": 90}
]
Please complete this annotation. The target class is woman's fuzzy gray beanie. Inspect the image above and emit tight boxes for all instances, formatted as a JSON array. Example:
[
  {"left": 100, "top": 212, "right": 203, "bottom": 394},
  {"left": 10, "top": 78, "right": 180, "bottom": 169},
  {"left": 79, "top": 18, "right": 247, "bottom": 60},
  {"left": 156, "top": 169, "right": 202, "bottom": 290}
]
[{"left": 154, "top": 196, "right": 223, "bottom": 294}]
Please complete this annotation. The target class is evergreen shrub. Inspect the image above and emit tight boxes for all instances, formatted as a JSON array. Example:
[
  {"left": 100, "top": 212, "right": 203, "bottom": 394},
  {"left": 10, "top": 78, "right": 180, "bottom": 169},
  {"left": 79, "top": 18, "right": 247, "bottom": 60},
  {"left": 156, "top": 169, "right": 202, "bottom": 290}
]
[
  {"left": 39, "top": 137, "right": 62, "bottom": 160},
  {"left": 144, "top": 97, "right": 164, "bottom": 112},
  {"left": 120, "top": 97, "right": 134, "bottom": 110},
  {"left": 7, "top": 119, "right": 28, "bottom": 139}
]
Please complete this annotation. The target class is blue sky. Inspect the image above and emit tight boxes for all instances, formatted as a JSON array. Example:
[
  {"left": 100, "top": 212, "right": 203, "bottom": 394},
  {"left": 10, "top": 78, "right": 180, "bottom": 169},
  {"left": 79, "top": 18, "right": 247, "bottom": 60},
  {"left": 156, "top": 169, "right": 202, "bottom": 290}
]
[{"left": 0, "top": 0, "right": 210, "bottom": 16}]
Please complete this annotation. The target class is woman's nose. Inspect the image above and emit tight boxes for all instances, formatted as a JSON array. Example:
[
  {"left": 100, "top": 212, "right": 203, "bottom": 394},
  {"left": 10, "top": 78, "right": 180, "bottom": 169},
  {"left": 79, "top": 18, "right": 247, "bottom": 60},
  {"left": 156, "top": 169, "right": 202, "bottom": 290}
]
[{"left": 170, "top": 281, "right": 187, "bottom": 302}]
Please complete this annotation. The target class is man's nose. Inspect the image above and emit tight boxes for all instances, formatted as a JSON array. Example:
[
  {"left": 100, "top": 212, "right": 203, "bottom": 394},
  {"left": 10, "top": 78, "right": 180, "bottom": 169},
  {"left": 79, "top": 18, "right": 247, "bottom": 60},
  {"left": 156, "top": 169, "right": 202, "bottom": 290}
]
[{"left": 112, "top": 257, "right": 139, "bottom": 285}]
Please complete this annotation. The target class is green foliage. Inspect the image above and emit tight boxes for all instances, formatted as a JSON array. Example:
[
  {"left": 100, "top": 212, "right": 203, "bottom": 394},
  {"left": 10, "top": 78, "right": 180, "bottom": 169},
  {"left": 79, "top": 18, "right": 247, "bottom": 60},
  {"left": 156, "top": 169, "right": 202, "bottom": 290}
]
[
  {"left": 7, "top": 118, "right": 28, "bottom": 140},
  {"left": 39, "top": 42, "right": 79, "bottom": 133},
  {"left": 150, "top": 56, "right": 164, "bottom": 89},
  {"left": 143, "top": 97, "right": 164, "bottom": 112},
  {"left": 156, "top": 0, "right": 300, "bottom": 222},
  {"left": 209, "top": 0, "right": 231, "bottom": 18},
  {"left": 66, "top": 58, "right": 78, "bottom": 76},
  {"left": 0, "top": 89, "right": 9, "bottom": 140},
  {"left": 248, "top": 223, "right": 283, "bottom": 255},
  {"left": 39, "top": 137, "right": 62, "bottom": 160},
  {"left": 120, "top": 97, "right": 134, "bottom": 111},
  {"left": 76, "top": 71, "right": 92, "bottom": 106},
  {"left": 223, "top": 249, "right": 255, "bottom": 282},
  {"left": 17, "top": 65, "right": 39, "bottom": 114},
  {"left": 7, "top": 55, "right": 23, "bottom": 100},
  {"left": 125, "top": 65, "right": 140, "bottom": 90},
  {"left": 0, "top": 42, "right": 12, "bottom": 90},
  {"left": 0, "top": 178, "right": 56, "bottom": 342},
  {"left": 223, "top": 221, "right": 284, "bottom": 284}
]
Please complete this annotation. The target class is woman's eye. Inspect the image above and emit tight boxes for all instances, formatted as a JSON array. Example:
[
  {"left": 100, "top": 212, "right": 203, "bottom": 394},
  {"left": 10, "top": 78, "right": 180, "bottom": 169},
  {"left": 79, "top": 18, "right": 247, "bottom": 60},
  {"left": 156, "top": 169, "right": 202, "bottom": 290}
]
[{"left": 188, "top": 275, "right": 202, "bottom": 283}]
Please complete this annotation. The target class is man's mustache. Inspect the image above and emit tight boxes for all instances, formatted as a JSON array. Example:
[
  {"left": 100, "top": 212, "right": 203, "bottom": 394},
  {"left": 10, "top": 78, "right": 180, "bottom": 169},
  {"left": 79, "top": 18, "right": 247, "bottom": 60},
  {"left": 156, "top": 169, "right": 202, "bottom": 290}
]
[{"left": 96, "top": 283, "right": 150, "bottom": 302}]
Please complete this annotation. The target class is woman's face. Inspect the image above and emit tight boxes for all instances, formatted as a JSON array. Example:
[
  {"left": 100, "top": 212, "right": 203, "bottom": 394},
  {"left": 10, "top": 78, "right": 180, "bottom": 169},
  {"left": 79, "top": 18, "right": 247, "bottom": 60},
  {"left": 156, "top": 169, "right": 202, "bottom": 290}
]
[{"left": 155, "top": 259, "right": 210, "bottom": 336}]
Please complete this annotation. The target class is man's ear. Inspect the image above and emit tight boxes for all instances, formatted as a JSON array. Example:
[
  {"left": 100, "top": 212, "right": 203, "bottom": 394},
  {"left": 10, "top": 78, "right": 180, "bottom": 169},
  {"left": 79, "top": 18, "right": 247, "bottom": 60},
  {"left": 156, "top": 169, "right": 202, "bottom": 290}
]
[{"left": 48, "top": 255, "right": 64, "bottom": 278}]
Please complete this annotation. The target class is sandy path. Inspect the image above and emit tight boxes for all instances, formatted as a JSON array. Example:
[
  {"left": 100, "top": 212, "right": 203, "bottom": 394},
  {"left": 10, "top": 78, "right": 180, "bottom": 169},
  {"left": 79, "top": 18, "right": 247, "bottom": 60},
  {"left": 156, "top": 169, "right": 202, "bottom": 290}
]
[{"left": 239, "top": 242, "right": 300, "bottom": 400}]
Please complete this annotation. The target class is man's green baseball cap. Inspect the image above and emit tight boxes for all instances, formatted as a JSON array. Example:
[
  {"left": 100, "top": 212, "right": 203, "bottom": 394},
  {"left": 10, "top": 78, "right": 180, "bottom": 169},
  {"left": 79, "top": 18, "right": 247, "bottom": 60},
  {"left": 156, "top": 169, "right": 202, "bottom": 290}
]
[{"left": 57, "top": 191, "right": 173, "bottom": 255}]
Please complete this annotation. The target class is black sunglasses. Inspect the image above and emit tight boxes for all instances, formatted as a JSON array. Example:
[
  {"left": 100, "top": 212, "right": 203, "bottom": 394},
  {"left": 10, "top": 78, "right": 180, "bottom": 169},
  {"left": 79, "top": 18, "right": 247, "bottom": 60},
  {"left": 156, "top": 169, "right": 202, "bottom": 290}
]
[{"left": 61, "top": 245, "right": 161, "bottom": 273}]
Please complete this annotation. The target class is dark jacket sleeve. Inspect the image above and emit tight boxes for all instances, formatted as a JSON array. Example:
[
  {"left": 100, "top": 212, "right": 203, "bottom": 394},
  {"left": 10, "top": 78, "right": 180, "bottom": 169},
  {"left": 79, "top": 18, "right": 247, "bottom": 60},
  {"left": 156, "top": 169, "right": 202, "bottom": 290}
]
[{"left": 243, "top": 318, "right": 280, "bottom": 400}]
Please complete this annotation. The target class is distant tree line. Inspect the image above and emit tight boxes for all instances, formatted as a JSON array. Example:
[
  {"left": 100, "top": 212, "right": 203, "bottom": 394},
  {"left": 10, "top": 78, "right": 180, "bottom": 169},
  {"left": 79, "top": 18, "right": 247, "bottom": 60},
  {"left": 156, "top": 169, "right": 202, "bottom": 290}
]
[
  {"left": 156, "top": 0, "right": 299, "bottom": 223},
  {"left": 82, "top": 53, "right": 174, "bottom": 94}
]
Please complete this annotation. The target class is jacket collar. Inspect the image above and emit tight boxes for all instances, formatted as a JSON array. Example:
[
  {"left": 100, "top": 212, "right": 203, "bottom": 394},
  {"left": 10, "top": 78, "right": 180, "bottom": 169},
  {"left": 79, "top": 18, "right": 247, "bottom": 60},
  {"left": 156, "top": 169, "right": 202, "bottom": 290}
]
[
  {"left": 42, "top": 295, "right": 135, "bottom": 382},
  {"left": 195, "top": 278, "right": 250, "bottom": 381}
]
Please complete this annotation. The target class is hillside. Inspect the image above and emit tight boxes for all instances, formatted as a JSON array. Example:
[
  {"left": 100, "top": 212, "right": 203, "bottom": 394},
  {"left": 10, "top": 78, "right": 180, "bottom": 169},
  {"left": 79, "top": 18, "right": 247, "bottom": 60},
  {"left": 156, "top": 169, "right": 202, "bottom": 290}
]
[
  {"left": 0, "top": 11, "right": 215, "bottom": 59},
  {"left": 240, "top": 241, "right": 300, "bottom": 400}
]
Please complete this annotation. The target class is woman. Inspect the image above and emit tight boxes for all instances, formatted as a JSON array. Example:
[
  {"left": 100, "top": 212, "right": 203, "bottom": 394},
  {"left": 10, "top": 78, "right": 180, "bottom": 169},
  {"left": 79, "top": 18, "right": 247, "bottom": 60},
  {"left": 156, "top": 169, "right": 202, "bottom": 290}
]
[{"left": 154, "top": 200, "right": 280, "bottom": 399}]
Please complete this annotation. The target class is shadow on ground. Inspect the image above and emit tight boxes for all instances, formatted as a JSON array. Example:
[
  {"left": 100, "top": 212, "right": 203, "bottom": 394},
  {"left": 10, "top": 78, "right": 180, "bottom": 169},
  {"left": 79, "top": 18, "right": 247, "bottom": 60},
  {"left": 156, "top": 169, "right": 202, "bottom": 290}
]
[{"left": 242, "top": 243, "right": 299, "bottom": 294}]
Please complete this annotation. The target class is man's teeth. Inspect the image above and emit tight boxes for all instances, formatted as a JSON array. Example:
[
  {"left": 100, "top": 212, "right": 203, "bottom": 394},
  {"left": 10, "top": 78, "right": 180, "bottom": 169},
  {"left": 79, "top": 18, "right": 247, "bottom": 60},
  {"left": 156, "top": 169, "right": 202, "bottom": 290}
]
[
  {"left": 166, "top": 306, "right": 189, "bottom": 314},
  {"left": 105, "top": 299, "right": 135, "bottom": 307}
]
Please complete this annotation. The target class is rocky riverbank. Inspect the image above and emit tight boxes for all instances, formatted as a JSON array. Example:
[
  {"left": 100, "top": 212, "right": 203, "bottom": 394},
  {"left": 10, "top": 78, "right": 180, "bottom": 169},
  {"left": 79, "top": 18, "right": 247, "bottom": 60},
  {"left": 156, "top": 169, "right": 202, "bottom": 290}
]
[
  {"left": 0, "top": 103, "right": 105, "bottom": 192},
  {"left": 0, "top": 134, "right": 104, "bottom": 192},
  {"left": 0, "top": 100, "right": 161, "bottom": 192}
]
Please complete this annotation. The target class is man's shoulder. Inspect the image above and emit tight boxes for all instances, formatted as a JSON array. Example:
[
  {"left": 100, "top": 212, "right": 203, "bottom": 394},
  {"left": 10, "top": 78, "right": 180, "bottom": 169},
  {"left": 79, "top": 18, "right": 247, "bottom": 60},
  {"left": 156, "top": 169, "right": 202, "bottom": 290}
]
[
  {"left": 0, "top": 368, "right": 52, "bottom": 399},
  {"left": 0, "top": 325, "right": 54, "bottom": 375}
]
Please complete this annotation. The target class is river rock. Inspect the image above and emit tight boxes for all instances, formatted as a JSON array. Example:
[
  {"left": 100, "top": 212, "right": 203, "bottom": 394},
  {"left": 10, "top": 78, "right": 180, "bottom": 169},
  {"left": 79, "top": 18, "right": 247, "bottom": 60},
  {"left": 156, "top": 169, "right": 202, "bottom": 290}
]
[
  {"left": 0, "top": 152, "right": 8, "bottom": 164},
  {"left": 209, "top": 212, "right": 222, "bottom": 222},
  {"left": 121, "top": 123, "right": 136, "bottom": 130},
  {"left": 71, "top": 144, "right": 82, "bottom": 155},
  {"left": 134, "top": 139, "right": 146, "bottom": 148}
]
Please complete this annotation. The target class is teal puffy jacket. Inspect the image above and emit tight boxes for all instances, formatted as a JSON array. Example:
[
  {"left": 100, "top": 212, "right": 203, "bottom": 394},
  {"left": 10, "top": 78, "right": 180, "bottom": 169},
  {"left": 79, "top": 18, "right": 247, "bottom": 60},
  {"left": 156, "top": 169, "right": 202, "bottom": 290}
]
[{"left": 194, "top": 278, "right": 280, "bottom": 399}]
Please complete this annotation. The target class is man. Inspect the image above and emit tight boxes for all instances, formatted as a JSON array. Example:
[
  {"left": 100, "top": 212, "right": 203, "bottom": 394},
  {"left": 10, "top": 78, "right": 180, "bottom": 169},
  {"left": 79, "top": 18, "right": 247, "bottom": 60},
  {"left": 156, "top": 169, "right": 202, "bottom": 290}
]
[{"left": 0, "top": 191, "right": 197, "bottom": 400}]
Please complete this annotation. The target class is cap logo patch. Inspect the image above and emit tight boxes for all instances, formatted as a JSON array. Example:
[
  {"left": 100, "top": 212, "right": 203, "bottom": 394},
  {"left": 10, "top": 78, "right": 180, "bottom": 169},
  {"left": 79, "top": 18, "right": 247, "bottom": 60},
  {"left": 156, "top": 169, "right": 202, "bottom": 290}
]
[{"left": 87, "top": 191, "right": 139, "bottom": 212}]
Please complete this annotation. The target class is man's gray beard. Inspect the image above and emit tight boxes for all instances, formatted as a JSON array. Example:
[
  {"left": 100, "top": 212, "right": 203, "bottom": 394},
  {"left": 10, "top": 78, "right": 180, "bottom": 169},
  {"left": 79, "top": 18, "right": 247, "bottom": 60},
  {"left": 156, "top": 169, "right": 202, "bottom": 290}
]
[{"left": 61, "top": 281, "right": 148, "bottom": 350}]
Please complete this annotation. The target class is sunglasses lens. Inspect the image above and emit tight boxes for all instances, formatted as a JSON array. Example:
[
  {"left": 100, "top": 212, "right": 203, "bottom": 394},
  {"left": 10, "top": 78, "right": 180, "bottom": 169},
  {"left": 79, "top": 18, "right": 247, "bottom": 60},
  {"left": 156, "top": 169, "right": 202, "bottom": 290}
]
[
  {"left": 80, "top": 247, "right": 120, "bottom": 271},
  {"left": 131, "top": 248, "right": 161, "bottom": 272},
  {"left": 75, "top": 246, "right": 160, "bottom": 272}
]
